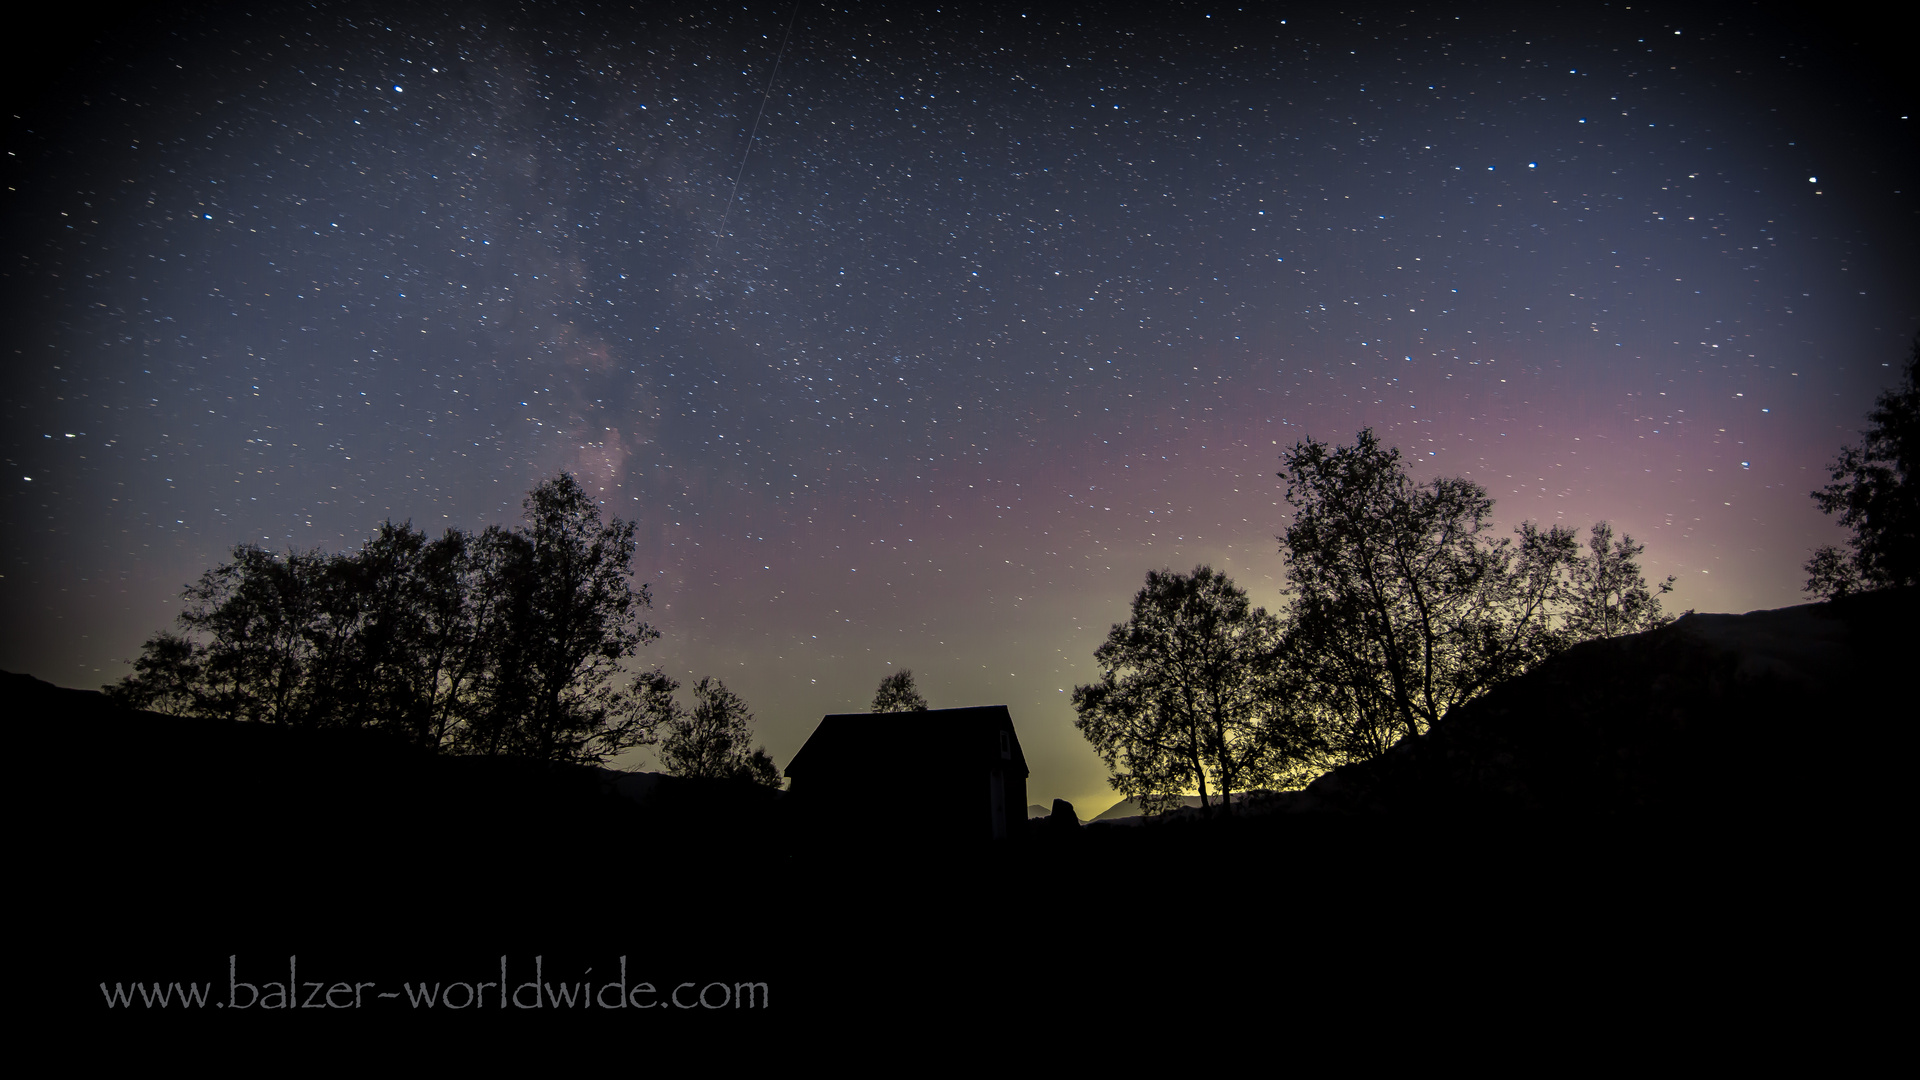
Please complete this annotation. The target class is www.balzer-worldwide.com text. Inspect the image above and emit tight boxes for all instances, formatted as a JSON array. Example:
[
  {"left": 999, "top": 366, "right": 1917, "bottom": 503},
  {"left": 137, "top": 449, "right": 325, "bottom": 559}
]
[{"left": 99, "top": 956, "right": 768, "bottom": 1010}]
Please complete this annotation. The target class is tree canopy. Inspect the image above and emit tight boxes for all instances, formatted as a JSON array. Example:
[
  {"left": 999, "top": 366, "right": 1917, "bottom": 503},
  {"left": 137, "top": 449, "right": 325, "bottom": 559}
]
[
  {"left": 461, "top": 474, "right": 659, "bottom": 762},
  {"left": 871, "top": 670, "right": 929, "bottom": 713},
  {"left": 107, "top": 473, "right": 664, "bottom": 765},
  {"left": 1277, "top": 430, "right": 1673, "bottom": 767},
  {"left": 1564, "top": 521, "right": 1677, "bottom": 641},
  {"left": 653, "top": 674, "right": 782, "bottom": 787},
  {"left": 1805, "top": 336, "right": 1920, "bottom": 598},
  {"left": 1072, "top": 566, "right": 1316, "bottom": 816},
  {"left": 1072, "top": 431, "right": 1682, "bottom": 804}
]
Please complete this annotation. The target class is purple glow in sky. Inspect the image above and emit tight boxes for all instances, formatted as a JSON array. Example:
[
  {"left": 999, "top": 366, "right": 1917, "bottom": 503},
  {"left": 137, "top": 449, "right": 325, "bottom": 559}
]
[{"left": 4, "top": 0, "right": 1913, "bottom": 812}]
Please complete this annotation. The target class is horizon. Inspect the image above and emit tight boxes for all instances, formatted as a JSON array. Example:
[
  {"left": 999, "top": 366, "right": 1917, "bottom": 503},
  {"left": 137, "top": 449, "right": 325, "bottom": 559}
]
[{"left": 2, "top": 0, "right": 1912, "bottom": 815}]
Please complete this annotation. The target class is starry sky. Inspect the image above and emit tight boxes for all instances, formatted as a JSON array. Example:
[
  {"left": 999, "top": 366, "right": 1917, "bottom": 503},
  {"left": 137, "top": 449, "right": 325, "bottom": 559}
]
[{"left": 5, "top": 0, "right": 1913, "bottom": 814}]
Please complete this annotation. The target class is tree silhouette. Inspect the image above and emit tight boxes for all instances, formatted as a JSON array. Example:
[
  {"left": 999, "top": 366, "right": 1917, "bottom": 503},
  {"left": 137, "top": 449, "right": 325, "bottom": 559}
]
[
  {"left": 108, "top": 544, "right": 332, "bottom": 726},
  {"left": 1277, "top": 431, "right": 1675, "bottom": 766},
  {"left": 1565, "top": 522, "right": 1676, "bottom": 640},
  {"left": 1072, "top": 566, "right": 1314, "bottom": 816},
  {"left": 655, "top": 675, "right": 782, "bottom": 786},
  {"left": 458, "top": 474, "right": 660, "bottom": 763},
  {"left": 295, "top": 522, "right": 484, "bottom": 745},
  {"left": 871, "top": 670, "right": 929, "bottom": 712},
  {"left": 107, "top": 473, "right": 662, "bottom": 764},
  {"left": 1805, "top": 336, "right": 1920, "bottom": 598}
]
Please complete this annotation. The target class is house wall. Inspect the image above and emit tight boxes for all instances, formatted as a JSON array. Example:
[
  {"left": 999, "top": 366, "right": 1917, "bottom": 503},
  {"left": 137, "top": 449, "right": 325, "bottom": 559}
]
[{"left": 791, "top": 764, "right": 1026, "bottom": 844}]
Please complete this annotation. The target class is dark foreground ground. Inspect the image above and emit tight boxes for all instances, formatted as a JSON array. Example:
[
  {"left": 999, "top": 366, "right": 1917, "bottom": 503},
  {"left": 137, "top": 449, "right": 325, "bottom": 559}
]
[{"left": 19, "top": 591, "right": 1911, "bottom": 1052}]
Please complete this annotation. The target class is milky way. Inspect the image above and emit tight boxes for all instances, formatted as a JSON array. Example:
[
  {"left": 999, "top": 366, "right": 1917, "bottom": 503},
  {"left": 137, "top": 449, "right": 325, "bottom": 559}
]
[{"left": 4, "top": 0, "right": 1913, "bottom": 811}]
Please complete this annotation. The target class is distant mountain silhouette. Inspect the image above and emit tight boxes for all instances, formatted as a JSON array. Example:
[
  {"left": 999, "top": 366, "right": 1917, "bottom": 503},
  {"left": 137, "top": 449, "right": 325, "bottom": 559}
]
[
  {"left": 604, "top": 768, "right": 671, "bottom": 803},
  {"left": 1089, "top": 795, "right": 1209, "bottom": 823},
  {"left": 1083, "top": 792, "right": 1293, "bottom": 825}
]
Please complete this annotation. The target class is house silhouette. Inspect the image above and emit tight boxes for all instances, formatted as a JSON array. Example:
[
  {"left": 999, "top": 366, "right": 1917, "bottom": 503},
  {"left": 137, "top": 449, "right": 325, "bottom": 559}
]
[{"left": 785, "top": 706, "right": 1029, "bottom": 843}]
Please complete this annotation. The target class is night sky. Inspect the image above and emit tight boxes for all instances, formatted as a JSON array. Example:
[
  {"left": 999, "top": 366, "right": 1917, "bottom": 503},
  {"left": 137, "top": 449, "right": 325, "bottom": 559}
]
[{"left": 5, "top": 1, "right": 1913, "bottom": 813}]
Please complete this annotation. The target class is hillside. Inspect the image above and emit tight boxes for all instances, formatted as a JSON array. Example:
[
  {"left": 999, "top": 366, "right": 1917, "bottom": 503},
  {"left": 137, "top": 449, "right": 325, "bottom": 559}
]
[
  {"left": 1281, "top": 587, "right": 1911, "bottom": 824},
  {"left": 25, "top": 592, "right": 1906, "bottom": 1026}
]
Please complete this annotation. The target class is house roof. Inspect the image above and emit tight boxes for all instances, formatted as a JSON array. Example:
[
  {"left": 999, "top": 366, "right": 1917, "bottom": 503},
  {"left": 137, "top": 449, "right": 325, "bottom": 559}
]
[{"left": 784, "top": 705, "right": 1029, "bottom": 780}]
